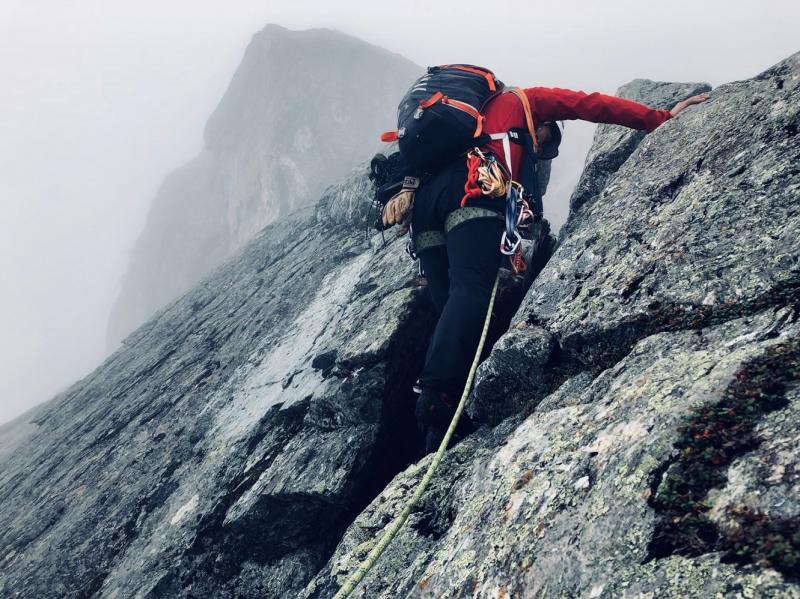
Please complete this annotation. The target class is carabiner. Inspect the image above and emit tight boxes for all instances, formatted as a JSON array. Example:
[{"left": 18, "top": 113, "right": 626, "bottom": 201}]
[{"left": 500, "top": 230, "right": 522, "bottom": 256}]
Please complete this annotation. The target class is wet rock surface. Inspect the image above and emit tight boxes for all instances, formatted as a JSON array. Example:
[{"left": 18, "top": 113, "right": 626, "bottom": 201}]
[
  {"left": 563, "top": 79, "right": 711, "bottom": 225},
  {"left": 307, "top": 309, "right": 800, "bottom": 598},
  {"left": 0, "top": 170, "right": 434, "bottom": 598},
  {"left": 530, "top": 57, "right": 800, "bottom": 363},
  {"left": 2, "top": 53, "right": 799, "bottom": 598},
  {"left": 469, "top": 53, "right": 800, "bottom": 426}
]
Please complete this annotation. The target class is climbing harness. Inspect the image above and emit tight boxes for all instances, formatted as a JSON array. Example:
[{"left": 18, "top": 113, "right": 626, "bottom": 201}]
[
  {"left": 445, "top": 206, "right": 504, "bottom": 234},
  {"left": 332, "top": 271, "right": 501, "bottom": 599},
  {"left": 462, "top": 134, "right": 536, "bottom": 271},
  {"left": 406, "top": 205, "right": 506, "bottom": 259},
  {"left": 410, "top": 229, "right": 445, "bottom": 256}
]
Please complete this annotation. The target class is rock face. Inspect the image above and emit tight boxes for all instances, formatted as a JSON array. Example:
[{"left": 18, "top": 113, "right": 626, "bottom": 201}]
[
  {"left": 562, "top": 79, "right": 712, "bottom": 233},
  {"left": 106, "top": 25, "right": 421, "bottom": 349},
  {"left": 307, "top": 53, "right": 800, "bottom": 596},
  {"left": 1, "top": 165, "right": 436, "bottom": 597},
  {"left": 2, "top": 53, "right": 799, "bottom": 598}
]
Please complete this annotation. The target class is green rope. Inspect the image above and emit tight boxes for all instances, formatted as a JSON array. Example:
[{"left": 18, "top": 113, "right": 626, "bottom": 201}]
[{"left": 333, "top": 271, "right": 501, "bottom": 598}]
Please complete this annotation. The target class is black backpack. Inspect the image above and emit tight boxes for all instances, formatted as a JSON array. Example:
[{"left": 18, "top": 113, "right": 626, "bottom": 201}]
[
  {"left": 376, "top": 66, "right": 563, "bottom": 218},
  {"left": 380, "top": 64, "right": 504, "bottom": 171}
]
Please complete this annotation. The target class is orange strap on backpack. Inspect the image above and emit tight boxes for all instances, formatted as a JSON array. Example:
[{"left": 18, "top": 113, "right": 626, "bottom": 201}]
[
  {"left": 509, "top": 88, "right": 539, "bottom": 153},
  {"left": 440, "top": 64, "right": 498, "bottom": 92}
]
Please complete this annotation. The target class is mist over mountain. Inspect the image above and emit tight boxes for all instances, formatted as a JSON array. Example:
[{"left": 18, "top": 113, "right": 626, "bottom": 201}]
[{"left": 106, "top": 24, "right": 421, "bottom": 349}]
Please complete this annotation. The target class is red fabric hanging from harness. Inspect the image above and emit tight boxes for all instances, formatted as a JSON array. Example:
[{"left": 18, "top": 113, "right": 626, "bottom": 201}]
[
  {"left": 459, "top": 87, "right": 538, "bottom": 208},
  {"left": 461, "top": 153, "right": 484, "bottom": 207},
  {"left": 509, "top": 249, "right": 527, "bottom": 274}
]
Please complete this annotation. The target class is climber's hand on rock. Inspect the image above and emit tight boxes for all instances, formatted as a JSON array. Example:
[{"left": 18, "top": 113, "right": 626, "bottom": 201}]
[
  {"left": 670, "top": 93, "right": 710, "bottom": 117},
  {"left": 382, "top": 190, "right": 414, "bottom": 227}
]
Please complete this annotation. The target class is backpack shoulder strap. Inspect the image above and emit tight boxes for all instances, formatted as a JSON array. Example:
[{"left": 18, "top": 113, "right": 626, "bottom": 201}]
[{"left": 508, "top": 88, "right": 539, "bottom": 152}]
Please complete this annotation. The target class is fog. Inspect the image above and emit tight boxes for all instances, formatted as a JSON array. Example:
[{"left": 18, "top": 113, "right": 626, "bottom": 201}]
[{"left": 1, "top": 0, "right": 797, "bottom": 425}]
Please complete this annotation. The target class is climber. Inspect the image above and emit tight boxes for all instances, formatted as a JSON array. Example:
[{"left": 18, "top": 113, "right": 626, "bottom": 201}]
[{"left": 383, "top": 85, "right": 710, "bottom": 455}]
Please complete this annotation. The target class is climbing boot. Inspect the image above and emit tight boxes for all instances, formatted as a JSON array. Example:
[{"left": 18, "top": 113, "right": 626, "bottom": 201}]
[
  {"left": 422, "top": 425, "right": 446, "bottom": 456},
  {"left": 415, "top": 389, "right": 475, "bottom": 455}
]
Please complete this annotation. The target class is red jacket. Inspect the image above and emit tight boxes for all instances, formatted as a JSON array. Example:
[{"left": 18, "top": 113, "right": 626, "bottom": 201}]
[{"left": 481, "top": 87, "right": 672, "bottom": 176}]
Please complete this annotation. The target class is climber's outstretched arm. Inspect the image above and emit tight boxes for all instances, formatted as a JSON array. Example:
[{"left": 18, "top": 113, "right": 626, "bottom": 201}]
[
  {"left": 524, "top": 87, "right": 709, "bottom": 132},
  {"left": 669, "top": 93, "right": 711, "bottom": 117}
]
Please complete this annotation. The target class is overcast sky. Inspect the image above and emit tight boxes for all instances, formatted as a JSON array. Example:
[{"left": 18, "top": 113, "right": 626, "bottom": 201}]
[{"left": 0, "top": 0, "right": 798, "bottom": 425}]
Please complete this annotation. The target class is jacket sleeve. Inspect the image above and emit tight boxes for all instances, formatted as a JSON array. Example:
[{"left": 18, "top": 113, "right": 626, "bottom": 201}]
[{"left": 524, "top": 87, "right": 672, "bottom": 132}]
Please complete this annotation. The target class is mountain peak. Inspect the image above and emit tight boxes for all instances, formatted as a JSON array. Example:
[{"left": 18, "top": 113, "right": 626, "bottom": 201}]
[{"left": 106, "top": 28, "right": 421, "bottom": 349}]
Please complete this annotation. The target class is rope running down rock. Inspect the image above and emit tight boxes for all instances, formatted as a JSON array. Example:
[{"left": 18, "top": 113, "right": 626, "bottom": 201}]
[{"left": 332, "top": 271, "right": 501, "bottom": 598}]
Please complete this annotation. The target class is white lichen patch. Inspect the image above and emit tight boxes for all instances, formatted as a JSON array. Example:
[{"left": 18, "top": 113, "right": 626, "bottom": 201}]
[
  {"left": 586, "top": 420, "right": 648, "bottom": 455},
  {"left": 170, "top": 494, "right": 199, "bottom": 525},
  {"left": 209, "top": 253, "right": 370, "bottom": 442},
  {"left": 574, "top": 476, "right": 591, "bottom": 491}
]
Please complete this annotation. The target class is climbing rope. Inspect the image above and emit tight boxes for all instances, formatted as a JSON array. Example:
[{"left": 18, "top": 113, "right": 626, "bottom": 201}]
[{"left": 333, "top": 271, "right": 501, "bottom": 598}]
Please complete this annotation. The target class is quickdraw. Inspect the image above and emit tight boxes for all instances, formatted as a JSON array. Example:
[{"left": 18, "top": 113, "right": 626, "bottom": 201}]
[{"left": 501, "top": 180, "right": 529, "bottom": 257}]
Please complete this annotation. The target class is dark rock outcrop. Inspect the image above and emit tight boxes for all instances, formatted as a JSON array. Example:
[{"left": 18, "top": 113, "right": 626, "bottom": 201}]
[
  {"left": 1, "top": 51, "right": 798, "bottom": 598},
  {"left": 107, "top": 25, "right": 421, "bottom": 350}
]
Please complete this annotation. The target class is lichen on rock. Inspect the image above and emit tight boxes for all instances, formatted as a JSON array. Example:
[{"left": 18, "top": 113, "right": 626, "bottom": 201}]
[{"left": 308, "top": 52, "right": 800, "bottom": 597}]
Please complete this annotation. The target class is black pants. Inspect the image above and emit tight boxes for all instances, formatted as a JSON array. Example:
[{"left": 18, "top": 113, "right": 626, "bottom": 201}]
[{"left": 412, "top": 159, "right": 504, "bottom": 397}]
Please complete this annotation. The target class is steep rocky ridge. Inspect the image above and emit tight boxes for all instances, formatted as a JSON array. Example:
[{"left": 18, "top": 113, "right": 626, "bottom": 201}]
[
  {"left": 306, "top": 53, "right": 800, "bottom": 596},
  {"left": 561, "top": 78, "right": 712, "bottom": 235},
  {"left": 0, "top": 164, "right": 436, "bottom": 597},
  {"left": 107, "top": 25, "right": 421, "bottom": 349},
  {"left": 1, "top": 52, "right": 798, "bottom": 598}
]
